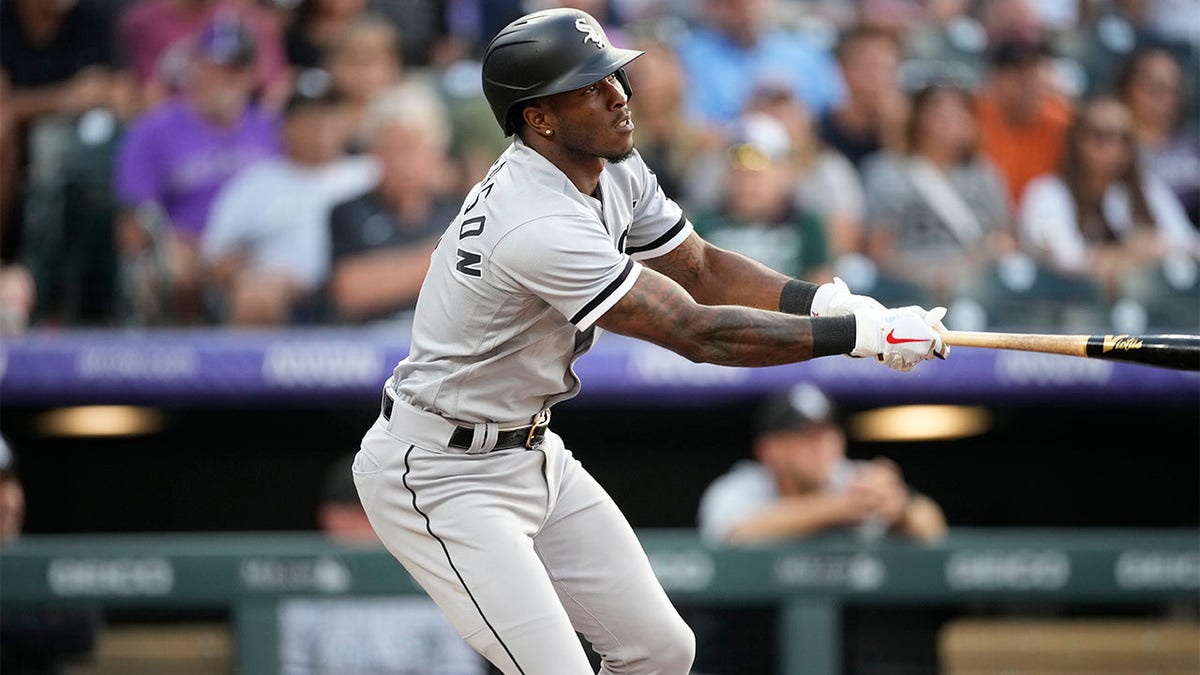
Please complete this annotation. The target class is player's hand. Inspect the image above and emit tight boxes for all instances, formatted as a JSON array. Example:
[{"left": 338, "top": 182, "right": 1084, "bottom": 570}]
[
  {"left": 851, "top": 307, "right": 946, "bottom": 372},
  {"left": 896, "top": 305, "right": 949, "bottom": 333},
  {"left": 811, "top": 277, "right": 885, "bottom": 317},
  {"left": 894, "top": 305, "right": 951, "bottom": 359}
]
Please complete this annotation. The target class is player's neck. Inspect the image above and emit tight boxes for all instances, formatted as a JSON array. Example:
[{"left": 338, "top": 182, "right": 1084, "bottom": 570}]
[{"left": 525, "top": 134, "right": 605, "bottom": 196}]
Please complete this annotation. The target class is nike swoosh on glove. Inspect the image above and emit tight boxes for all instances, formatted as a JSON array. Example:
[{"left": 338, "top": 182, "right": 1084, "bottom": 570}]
[{"left": 852, "top": 308, "right": 947, "bottom": 372}]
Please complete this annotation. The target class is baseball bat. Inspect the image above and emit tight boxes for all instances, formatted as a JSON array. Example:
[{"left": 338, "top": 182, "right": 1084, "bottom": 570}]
[{"left": 941, "top": 331, "right": 1200, "bottom": 371}]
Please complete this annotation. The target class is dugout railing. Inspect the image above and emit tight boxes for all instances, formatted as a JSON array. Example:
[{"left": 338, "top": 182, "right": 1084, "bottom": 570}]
[{"left": 2, "top": 529, "right": 1197, "bottom": 674}]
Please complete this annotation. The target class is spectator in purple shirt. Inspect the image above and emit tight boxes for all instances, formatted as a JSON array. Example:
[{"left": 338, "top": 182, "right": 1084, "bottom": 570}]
[{"left": 114, "top": 17, "right": 279, "bottom": 322}]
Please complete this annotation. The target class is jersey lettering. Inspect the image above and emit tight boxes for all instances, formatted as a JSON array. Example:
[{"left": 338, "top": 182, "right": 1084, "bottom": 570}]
[
  {"left": 464, "top": 162, "right": 505, "bottom": 214},
  {"left": 455, "top": 249, "right": 482, "bottom": 277},
  {"left": 460, "top": 215, "right": 486, "bottom": 239}
]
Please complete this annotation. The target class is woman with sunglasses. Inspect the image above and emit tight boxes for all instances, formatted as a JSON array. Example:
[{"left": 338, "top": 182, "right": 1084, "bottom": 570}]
[{"left": 1018, "top": 96, "right": 1198, "bottom": 296}]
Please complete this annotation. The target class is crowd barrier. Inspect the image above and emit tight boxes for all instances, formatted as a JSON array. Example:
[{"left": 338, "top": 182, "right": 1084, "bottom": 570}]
[
  {"left": 2, "top": 529, "right": 1197, "bottom": 673},
  {"left": 3, "top": 327, "right": 1198, "bottom": 407}
]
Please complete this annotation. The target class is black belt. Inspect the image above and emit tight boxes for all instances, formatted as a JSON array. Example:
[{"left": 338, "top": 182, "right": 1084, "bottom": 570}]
[{"left": 381, "top": 393, "right": 549, "bottom": 451}]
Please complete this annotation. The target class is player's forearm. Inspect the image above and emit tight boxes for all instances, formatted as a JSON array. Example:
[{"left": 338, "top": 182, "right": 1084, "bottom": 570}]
[
  {"left": 725, "top": 495, "right": 855, "bottom": 544},
  {"left": 598, "top": 266, "right": 854, "bottom": 367},
  {"left": 679, "top": 305, "right": 854, "bottom": 366},
  {"left": 645, "top": 232, "right": 793, "bottom": 309}
]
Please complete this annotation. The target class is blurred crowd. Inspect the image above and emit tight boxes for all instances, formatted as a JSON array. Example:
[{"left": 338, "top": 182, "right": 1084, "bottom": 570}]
[{"left": 1, "top": 0, "right": 1197, "bottom": 333}]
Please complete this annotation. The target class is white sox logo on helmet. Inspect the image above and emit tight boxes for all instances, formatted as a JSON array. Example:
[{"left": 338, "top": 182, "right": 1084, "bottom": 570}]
[{"left": 574, "top": 18, "right": 606, "bottom": 49}]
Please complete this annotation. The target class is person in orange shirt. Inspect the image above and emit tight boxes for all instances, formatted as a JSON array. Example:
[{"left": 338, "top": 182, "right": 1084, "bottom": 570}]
[{"left": 976, "top": 39, "right": 1072, "bottom": 206}]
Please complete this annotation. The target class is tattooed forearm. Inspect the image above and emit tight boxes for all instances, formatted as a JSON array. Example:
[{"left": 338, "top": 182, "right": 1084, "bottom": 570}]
[
  {"left": 685, "top": 305, "right": 816, "bottom": 366},
  {"left": 644, "top": 232, "right": 791, "bottom": 309},
  {"left": 644, "top": 232, "right": 705, "bottom": 293},
  {"left": 599, "top": 265, "right": 818, "bottom": 366}
]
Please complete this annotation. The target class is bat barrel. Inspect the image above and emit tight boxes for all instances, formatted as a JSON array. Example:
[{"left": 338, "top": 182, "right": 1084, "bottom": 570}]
[{"left": 1084, "top": 334, "right": 1200, "bottom": 371}]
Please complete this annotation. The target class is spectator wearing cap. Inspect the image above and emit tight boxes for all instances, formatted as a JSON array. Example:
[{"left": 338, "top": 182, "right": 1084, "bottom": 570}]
[
  {"left": 114, "top": 17, "right": 280, "bottom": 322},
  {"left": 200, "top": 81, "right": 378, "bottom": 325},
  {"left": 975, "top": 38, "right": 1072, "bottom": 206},
  {"left": 675, "top": 0, "right": 845, "bottom": 128},
  {"left": 691, "top": 113, "right": 832, "bottom": 281},
  {"left": 117, "top": 0, "right": 289, "bottom": 112},
  {"left": 697, "top": 384, "right": 946, "bottom": 545},
  {"left": 743, "top": 81, "right": 866, "bottom": 259},
  {"left": 326, "top": 86, "right": 458, "bottom": 322}
]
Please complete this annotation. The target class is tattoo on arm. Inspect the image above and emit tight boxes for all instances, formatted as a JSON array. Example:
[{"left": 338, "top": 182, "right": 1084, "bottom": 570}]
[
  {"left": 598, "top": 265, "right": 816, "bottom": 366},
  {"left": 643, "top": 231, "right": 705, "bottom": 293},
  {"left": 643, "top": 232, "right": 791, "bottom": 309}
]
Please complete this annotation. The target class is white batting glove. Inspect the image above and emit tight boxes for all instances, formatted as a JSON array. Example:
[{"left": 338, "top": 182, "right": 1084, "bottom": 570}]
[
  {"left": 811, "top": 277, "right": 885, "bottom": 317},
  {"left": 852, "top": 308, "right": 947, "bottom": 372},
  {"left": 896, "top": 305, "right": 948, "bottom": 333}
]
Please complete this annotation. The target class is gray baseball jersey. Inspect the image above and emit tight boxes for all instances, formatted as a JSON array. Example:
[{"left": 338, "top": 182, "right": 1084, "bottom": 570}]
[
  {"left": 358, "top": 136, "right": 698, "bottom": 675},
  {"left": 392, "top": 136, "right": 692, "bottom": 424}
]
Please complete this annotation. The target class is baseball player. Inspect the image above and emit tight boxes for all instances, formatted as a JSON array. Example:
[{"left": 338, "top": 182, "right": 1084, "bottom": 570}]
[{"left": 352, "top": 9, "right": 946, "bottom": 675}]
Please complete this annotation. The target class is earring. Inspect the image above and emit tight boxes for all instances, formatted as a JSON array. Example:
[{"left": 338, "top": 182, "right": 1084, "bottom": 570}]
[{"left": 545, "top": 129, "right": 552, "bottom": 135}]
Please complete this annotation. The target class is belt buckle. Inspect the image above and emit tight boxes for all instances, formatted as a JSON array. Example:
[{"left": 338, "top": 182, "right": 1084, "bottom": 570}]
[{"left": 525, "top": 409, "right": 551, "bottom": 449}]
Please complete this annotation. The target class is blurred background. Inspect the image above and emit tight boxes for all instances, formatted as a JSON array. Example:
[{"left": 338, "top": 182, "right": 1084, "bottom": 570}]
[{"left": 0, "top": 0, "right": 1197, "bottom": 673}]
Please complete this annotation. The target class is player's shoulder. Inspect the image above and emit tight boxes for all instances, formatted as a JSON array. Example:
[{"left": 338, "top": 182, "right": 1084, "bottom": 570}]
[
  {"left": 478, "top": 141, "right": 600, "bottom": 226},
  {"left": 600, "top": 149, "right": 653, "bottom": 198}
]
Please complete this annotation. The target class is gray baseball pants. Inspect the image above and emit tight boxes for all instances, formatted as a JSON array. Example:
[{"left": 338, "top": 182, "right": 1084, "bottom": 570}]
[{"left": 353, "top": 396, "right": 695, "bottom": 674}]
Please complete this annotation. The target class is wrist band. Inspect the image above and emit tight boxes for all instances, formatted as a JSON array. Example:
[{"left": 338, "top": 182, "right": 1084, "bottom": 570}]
[
  {"left": 811, "top": 315, "right": 856, "bottom": 357},
  {"left": 779, "top": 279, "right": 819, "bottom": 315}
]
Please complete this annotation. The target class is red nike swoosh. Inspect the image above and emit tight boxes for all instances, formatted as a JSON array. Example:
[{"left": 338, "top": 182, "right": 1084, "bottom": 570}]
[{"left": 885, "top": 329, "right": 930, "bottom": 344}]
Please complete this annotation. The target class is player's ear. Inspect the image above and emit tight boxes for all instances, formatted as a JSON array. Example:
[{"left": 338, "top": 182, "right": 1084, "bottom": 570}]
[{"left": 523, "top": 102, "right": 554, "bottom": 138}]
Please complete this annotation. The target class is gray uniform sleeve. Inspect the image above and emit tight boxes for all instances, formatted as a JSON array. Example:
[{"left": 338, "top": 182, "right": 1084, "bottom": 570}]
[
  {"left": 490, "top": 216, "right": 642, "bottom": 330},
  {"left": 624, "top": 153, "right": 694, "bottom": 260}
]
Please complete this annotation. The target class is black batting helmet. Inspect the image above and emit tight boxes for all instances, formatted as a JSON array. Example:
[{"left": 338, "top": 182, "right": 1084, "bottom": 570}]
[{"left": 482, "top": 8, "right": 644, "bottom": 136}]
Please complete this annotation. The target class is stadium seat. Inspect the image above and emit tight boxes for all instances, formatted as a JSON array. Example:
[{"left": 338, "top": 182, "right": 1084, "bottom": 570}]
[
  {"left": 835, "top": 253, "right": 935, "bottom": 310},
  {"left": 947, "top": 254, "right": 1109, "bottom": 332},
  {"left": 1115, "top": 257, "right": 1200, "bottom": 333}
]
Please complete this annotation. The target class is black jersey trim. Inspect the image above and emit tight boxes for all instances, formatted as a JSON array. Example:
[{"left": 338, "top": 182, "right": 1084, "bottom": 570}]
[
  {"left": 569, "top": 258, "right": 635, "bottom": 326},
  {"left": 625, "top": 215, "right": 686, "bottom": 255},
  {"left": 402, "top": 446, "right": 527, "bottom": 674}
]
